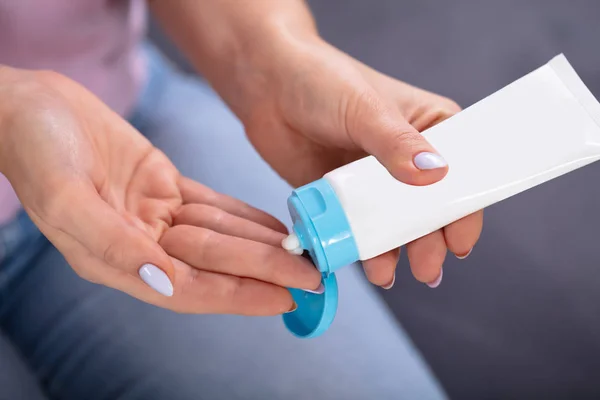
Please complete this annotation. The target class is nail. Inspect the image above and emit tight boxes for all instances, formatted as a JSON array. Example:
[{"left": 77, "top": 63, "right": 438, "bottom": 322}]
[
  {"left": 426, "top": 268, "right": 443, "bottom": 289},
  {"left": 414, "top": 152, "right": 447, "bottom": 170},
  {"left": 304, "top": 283, "right": 325, "bottom": 294},
  {"left": 138, "top": 263, "right": 174, "bottom": 297},
  {"left": 455, "top": 248, "right": 473, "bottom": 260},
  {"left": 381, "top": 273, "right": 396, "bottom": 290},
  {"left": 285, "top": 302, "right": 298, "bottom": 313}
]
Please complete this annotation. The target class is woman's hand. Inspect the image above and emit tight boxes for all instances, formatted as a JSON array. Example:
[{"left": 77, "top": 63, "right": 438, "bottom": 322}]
[
  {"left": 235, "top": 38, "right": 483, "bottom": 289},
  {"left": 152, "top": 0, "right": 483, "bottom": 289},
  {"left": 0, "top": 67, "right": 320, "bottom": 314}
]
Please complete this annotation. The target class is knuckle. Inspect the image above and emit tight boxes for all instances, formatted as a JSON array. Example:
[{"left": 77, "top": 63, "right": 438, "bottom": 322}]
[
  {"left": 199, "top": 274, "right": 243, "bottom": 313},
  {"left": 257, "top": 247, "right": 281, "bottom": 282},
  {"left": 102, "top": 240, "right": 124, "bottom": 268},
  {"left": 413, "top": 97, "right": 462, "bottom": 131},
  {"left": 429, "top": 98, "right": 462, "bottom": 124},
  {"left": 193, "top": 227, "right": 218, "bottom": 265},
  {"left": 177, "top": 268, "right": 208, "bottom": 307},
  {"left": 441, "top": 98, "right": 462, "bottom": 114},
  {"left": 162, "top": 224, "right": 216, "bottom": 263},
  {"left": 198, "top": 187, "right": 221, "bottom": 207},
  {"left": 358, "top": 92, "right": 388, "bottom": 122},
  {"left": 204, "top": 205, "right": 227, "bottom": 227},
  {"left": 388, "top": 128, "right": 423, "bottom": 153},
  {"left": 185, "top": 204, "right": 227, "bottom": 228},
  {"left": 37, "top": 183, "right": 74, "bottom": 227},
  {"left": 344, "top": 88, "right": 383, "bottom": 137},
  {"left": 220, "top": 276, "right": 243, "bottom": 302}
]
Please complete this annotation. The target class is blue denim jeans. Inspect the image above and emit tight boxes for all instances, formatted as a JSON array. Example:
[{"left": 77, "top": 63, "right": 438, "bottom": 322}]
[{"left": 0, "top": 44, "right": 447, "bottom": 400}]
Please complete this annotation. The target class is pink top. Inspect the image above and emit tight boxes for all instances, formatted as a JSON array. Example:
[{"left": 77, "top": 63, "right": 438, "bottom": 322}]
[{"left": 0, "top": 0, "right": 147, "bottom": 224}]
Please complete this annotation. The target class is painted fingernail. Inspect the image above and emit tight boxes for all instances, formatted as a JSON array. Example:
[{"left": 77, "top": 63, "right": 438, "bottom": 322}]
[
  {"left": 285, "top": 302, "right": 298, "bottom": 313},
  {"left": 138, "top": 263, "right": 174, "bottom": 297},
  {"left": 304, "top": 283, "right": 325, "bottom": 294},
  {"left": 426, "top": 268, "right": 443, "bottom": 288},
  {"left": 455, "top": 248, "right": 473, "bottom": 260},
  {"left": 414, "top": 152, "right": 447, "bottom": 170},
  {"left": 382, "top": 273, "right": 396, "bottom": 290}
]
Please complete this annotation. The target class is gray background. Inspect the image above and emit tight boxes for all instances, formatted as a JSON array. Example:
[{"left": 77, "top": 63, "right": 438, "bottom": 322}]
[{"left": 151, "top": 1, "right": 600, "bottom": 398}]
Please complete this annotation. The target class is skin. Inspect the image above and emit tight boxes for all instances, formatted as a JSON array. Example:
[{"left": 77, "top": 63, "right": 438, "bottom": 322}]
[
  {"left": 0, "top": 67, "right": 319, "bottom": 315},
  {"left": 152, "top": 0, "right": 483, "bottom": 287},
  {"left": 0, "top": 0, "right": 483, "bottom": 315}
]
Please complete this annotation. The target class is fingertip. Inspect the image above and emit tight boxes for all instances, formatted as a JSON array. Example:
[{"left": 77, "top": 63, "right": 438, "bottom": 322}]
[
  {"left": 426, "top": 267, "right": 443, "bottom": 288},
  {"left": 175, "top": 265, "right": 298, "bottom": 316},
  {"left": 145, "top": 231, "right": 177, "bottom": 273},
  {"left": 138, "top": 263, "right": 174, "bottom": 297},
  {"left": 381, "top": 273, "right": 396, "bottom": 290},
  {"left": 386, "top": 155, "right": 448, "bottom": 187},
  {"left": 413, "top": 151, "right": 448, "bottom": 171},
  {"left": 140, "top": 241, "right": 178, "bottom": 295},
  {"left": 406, "top": 231, "right": 447, "bottom": 283},
  {"left": 444, "top": 210, "right": 484, "bottom": 256},
  {"left": 362, "top": 249, "right": 400, "bottom": 287},
  {"left": 237, "top": 280, "right": 296, "bottom": 316},
  {"left": 289, "top": 252, "right": 323, "bottom": 291},
  {"left": 455, "top": 248, "right": 473, "bottom": 260},
  {"left": 285, "top": 301, "right": 298, "bottom": 314}
]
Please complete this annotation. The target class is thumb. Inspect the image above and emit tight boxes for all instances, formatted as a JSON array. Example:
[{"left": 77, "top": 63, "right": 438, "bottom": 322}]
[
  {"left": 347, "top": 93, "right": 448, "bottom": 186},
  {"left": 52, "top": 181, "right": 175, "bottom": 297}
]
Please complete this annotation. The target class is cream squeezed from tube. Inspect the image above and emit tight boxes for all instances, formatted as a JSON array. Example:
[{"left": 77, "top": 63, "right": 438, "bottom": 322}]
[{"left": 281, "top": 54, "right": 600, "bottom": 339}]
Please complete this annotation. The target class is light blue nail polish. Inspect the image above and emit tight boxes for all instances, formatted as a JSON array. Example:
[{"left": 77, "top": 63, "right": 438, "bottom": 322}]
[
  {"left": 426, "top": 268, "right": 443, "bottom": 289},
  {"left": 139, "top": 263, "right": 174, "bottom": 297},
  {"left": 304, "top": 283, "right": 325, "bottom": 295},
  {"left": 382, "top": 273, "right": 396, "bottom": 290},
  {"left": 455, "top": 248, "right": 473, "bottom": 260},
  {"left": 414, "top": 152, "right": 447, "bottom": 170}
]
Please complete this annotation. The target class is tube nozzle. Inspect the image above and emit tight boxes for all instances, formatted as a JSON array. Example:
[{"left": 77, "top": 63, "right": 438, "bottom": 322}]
[{"left": 282, "top": 233, "right": 303, "bottom": 255}]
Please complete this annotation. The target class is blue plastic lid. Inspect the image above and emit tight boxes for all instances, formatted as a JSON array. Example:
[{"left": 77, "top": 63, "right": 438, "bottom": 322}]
[
  {"left": 282, "top": 179, "right": 359, "bottom": 338},
  {"left": 283, "top": 272, "right": 338, "bottom": 338}
]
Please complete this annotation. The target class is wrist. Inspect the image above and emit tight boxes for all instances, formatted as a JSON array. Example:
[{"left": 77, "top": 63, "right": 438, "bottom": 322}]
[
  {"left": 0, "top": 66, "right": 18, "bottom": 175},
  {"left": 218, "top": 25, "right": 324, "bottom": 122},
  {"left": 0, "top": 66, "right": 43, "bottom": 177},
  {"left": 151, "top": 0, "right": 321, "bottom": 118}
]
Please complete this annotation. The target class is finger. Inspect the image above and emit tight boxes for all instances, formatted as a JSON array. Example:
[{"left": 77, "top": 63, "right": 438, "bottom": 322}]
[
  {"left": 169, "top": 258, "right": 296, "bottom": 315},
  {"left": 173, "top": 203, "right": 285, "bottom": 247},
  {"left": 178, "top": 176, "right": 288, "bottom": 233},
  {"left": 47, "top": 181, "right": 175, "bottom": 297},
  {"left": 347, "top": 91, "right": 448, "bottom": 186},
  {"left": 76, "top": 256, "right": 296, "bottom": 316},
  {"left": 362, "top": 248, "right": 400, "bottom": 288},
  {"left": 160, "top": 225, "right": 322, "bottom": 291},
  {"left": 443, "top": 210, "right": 483, "bottom": 258},
  {"left": 406, "top": 229, "right": 447, "bottom": 287},
  {"left": 409, "top": 96, "right": 461, "bottom": 132}
]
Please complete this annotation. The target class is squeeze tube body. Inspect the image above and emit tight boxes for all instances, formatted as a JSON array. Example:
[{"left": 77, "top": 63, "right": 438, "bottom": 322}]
[
  {"left": 329, "top": 54, "right": 600, "bottom": 260},
  {"left": 281, "top": 54, "right": 600, "bottom": 339}
]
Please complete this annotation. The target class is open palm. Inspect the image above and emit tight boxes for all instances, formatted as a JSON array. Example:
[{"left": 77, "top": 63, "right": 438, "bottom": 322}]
[{"left": 0, "top": 67, "right": 320, "bottom": 315}]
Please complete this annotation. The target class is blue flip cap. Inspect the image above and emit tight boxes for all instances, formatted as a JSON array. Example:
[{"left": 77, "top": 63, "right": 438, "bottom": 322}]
[{"left": 282, "top": 178, "right": 360, "bottom": 338}]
